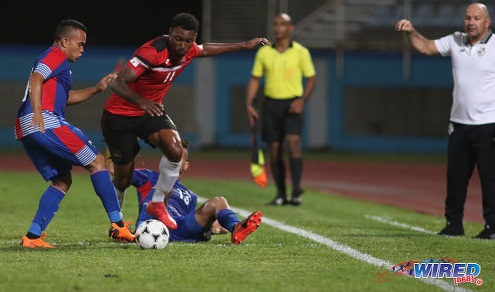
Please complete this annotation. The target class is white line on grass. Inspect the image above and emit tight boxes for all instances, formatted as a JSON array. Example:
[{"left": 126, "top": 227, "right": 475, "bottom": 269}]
[
  {"left": 364, "top": 215, "right": 437, "bottom": 235},
  {"left": 196, "top": 197, "right": 472, "bottom": 292}
]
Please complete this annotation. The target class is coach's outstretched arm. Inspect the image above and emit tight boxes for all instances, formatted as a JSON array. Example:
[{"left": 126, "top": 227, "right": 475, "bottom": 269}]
[
  {"left": 200, "top": 38, "right": 271, "bottom": 57},
  {"left": 396, "top": 19, "right": 439, "bottom": 56}
]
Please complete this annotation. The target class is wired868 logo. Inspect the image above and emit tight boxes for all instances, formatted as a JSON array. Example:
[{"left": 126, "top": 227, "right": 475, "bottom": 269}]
[
  {"left": 414, "top": 261, "right": 483, "bottom": 286},
  {"left": 376, "top": 258, "right": 483, "bottom": 286}
]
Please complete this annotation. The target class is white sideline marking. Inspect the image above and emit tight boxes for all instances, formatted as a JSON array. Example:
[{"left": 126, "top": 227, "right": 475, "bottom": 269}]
[
  {"left": 365, "top": 215, "right": 437, "bottom": 235},
  {"left": 197, "top": 197, "right": 471, "bottom": 292}
]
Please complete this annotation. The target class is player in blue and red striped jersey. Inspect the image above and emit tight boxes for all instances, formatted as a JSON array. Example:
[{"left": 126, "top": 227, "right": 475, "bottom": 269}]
[
  {"left": 15, "top": 19, "right": 135, "bottom": 248},
  {"left": 108, "top": 140, "right": 262, "bottom": 244},
  {"left": 102, "top": 13, "right": 270, "bottom": 231}
]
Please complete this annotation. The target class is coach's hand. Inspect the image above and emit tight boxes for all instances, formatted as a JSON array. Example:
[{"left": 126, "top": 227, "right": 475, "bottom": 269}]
[
  {"left": 138, "top": 99, "right": 164, "bottom": 117},
  {"left": 246, "top": 105, "right": 259, "bottom": 127},
  {"left": 395, "top": 19, "right": 415, "bottom": 33}
]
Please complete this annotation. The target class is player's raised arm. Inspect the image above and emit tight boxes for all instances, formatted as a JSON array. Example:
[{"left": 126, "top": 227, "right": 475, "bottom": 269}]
[
  {"left": 109, "top": 66, "right": 164, "bottom": 116},
  {"left": 396, "top": 19, "right": 439, "bottom": 56},
  {"left": 200, "top": 37, "right": 271, "bottom": 57}
]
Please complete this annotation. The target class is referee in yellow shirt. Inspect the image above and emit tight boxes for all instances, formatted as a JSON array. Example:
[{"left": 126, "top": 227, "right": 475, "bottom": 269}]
[{"left": 246, "top": 13, "right": 316, "bottom": 206}]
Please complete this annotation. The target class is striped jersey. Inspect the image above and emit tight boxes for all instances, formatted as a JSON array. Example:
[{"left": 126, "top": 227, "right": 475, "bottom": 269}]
[
  {"left": 15, "top": 46, "right": 72, "bottom": 139},
  {"left": 104, "top": 35, "right": 203, "bottom": 116}
]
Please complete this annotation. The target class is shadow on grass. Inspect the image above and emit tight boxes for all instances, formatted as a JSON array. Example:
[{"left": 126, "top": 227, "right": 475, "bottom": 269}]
[{"left": 0, "top": 240, "right": 137, "bottom": 252}]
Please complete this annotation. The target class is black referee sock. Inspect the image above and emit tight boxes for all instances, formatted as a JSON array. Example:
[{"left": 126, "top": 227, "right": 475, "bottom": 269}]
[
  {"left": 289, "top": 157, "right": 303, "bottom": 197},
  {"left": 271, "top": 160, "right": 286, "bottom": 198}
]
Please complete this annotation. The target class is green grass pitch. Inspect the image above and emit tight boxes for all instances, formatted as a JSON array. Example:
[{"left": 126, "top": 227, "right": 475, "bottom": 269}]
[{"left": 0, "top": 171, "right": 492, "bottom": 291}]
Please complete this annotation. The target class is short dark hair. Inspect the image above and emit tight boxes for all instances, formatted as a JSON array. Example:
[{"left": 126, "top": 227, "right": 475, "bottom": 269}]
[
  {"left": 181, "top": 139, "right": 190, "bottom": 150},
  {"left": 54, "top": 19, "right": 87, "bottom": 41},
  {"left": 171, "top": 13, "right": 199, "bottom": 32},
  {"left": 181, "top": 139, "right": 190, "bottom": 161}
]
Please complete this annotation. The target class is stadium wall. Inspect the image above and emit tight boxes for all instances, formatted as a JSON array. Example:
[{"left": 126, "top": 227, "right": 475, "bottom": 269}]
[{"left": 0, "top": 45, "right": 453, "bottom": 153}]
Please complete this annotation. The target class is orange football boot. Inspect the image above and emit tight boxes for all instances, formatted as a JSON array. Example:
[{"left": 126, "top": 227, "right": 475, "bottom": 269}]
[
  {"left": 146, "top": 202, "right": 178, "bottom": 230},
  {"left": 231, "top": 211, "right": 263, "bottom": 244},
  {"left": 20, "top": 236, "right": 55, "bottom": 248},
  {"left": 108, "top": 222, "right": 136, "bottom": 243}
]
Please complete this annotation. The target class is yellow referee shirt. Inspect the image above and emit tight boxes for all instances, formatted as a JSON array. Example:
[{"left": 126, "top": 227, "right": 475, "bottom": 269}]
[{"left": 251, "top": 41, "right": 316, "bottom": 99}]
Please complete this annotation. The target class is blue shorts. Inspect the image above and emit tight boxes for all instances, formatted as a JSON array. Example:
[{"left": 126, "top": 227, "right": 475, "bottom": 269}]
[
  {"left": 21, "top": 124, "right": 98, "bottom": 181},
  {"left": 169, "top": 211, "right": 206, "bottom": 243},
  {"left": 137, "top": 203, "right": 206, "bottom": 243}
]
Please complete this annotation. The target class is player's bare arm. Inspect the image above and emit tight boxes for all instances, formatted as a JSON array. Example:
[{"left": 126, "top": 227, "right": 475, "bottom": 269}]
[
  {"left": 110, "top": 66, "right": 165, "bottom": 116},
  {"left": 245, "top": 76, "right": 261, "bottom": 126},
  {"left": 289, "top": 76, "right": 316, "bottom": 114},
  {"left": 28, "top": 72, "right": 45, "bottom": 133},
  {"left": 67, "top": 73, "right": 117, "bottom": 105},
  {"left": 396, "top": 19, "right": 439, "bottom": 56},
  {"left": 201, "top": 38, "right": 271, "bottom": 57}
]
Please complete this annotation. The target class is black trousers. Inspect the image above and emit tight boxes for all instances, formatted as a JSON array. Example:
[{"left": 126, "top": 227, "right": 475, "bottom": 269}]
[{"left": 446, "top": 122, "right": 495, "bottom": 226}]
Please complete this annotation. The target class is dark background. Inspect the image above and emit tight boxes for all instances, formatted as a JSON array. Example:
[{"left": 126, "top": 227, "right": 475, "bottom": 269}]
[{"left": 1, "top": 1, "right": 203, "bottom": 47}]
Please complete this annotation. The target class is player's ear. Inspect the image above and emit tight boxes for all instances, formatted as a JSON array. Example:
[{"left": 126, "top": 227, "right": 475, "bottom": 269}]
[
  {"left": 183, "top": 161, "right": 189, "bottom": 172},
  {"left": 60, "top": 38, "right": 69, "bottom": 49}
]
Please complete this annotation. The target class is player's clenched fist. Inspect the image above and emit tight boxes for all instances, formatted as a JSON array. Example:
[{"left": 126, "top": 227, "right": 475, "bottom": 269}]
[
  {"left": 395, "top": 19, "right": 414, "bottom": 33},
  {"left": 244, "top": 37, "right": 271, "bottom": 49}
]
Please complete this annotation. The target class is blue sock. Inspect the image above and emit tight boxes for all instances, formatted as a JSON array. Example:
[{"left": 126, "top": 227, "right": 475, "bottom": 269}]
[
  {"left": 90, "top": 170, "right": 123, "bottom": 223},
  {"left": 28, "top": 186, "right": 65, "bottom": 237},
  {"left": 217, "top": 209, "right": 240, "bottom": 233}
]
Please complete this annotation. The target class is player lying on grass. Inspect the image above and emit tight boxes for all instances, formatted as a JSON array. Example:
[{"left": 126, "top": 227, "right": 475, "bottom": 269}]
[{"left": 109, "top": 140, "right": 262, "bottom": 244}]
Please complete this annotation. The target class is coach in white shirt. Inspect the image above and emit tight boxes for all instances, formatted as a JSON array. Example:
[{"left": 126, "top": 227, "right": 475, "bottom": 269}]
[{"left": 396, "top": 2, "right": 495, "bottom": 239}]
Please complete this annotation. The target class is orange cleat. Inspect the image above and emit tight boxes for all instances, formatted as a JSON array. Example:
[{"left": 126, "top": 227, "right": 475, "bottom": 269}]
[
  {"left": 146, "top": 202, "right": 178, "bottom": 230},
  {"left": 231, "top": 211, "right": 263, "bottom": 244},
  {"left": 108, "top": 222, "right": 136, "bottom": 243},
  {"left": 20, "top": 235, "right": 55, "bottom": 249}
]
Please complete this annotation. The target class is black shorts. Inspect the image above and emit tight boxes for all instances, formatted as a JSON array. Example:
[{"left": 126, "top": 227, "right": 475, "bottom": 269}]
[
  {"left": 101, "top": 110, "right": 177, "bottom": 165},
  {"left": 262, "top": 96, "right": 303, "bottom": 143}
]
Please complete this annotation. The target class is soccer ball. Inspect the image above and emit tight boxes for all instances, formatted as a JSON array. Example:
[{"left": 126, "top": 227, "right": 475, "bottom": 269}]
[{"left": 135, "top": 219, "right": 170, "bottom": 249}]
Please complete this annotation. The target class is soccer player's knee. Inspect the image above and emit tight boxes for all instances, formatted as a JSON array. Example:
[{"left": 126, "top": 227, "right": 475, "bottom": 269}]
[
  {"left": 52, "top": 174, "right": 72, "bottom": 192},
  {"left": 113, "top": 176, "right": 131, "bottom": 192},
  {"left": 214, "top": 196, "right": 228, "bottom": 205},
  {"left": 210, "top": 196, "right": 229, "bottom": 209},
  {"left": 165, "top": 142, "right": 183, "bottom": 163},
  {"left": 202, "top": 200, "right": 217, "bottom": 217}
]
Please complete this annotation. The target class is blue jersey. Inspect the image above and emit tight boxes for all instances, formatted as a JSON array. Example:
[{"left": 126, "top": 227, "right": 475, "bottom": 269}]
[
  {"left": 13, "top": 46, "right": 98, "bottom": 181},
  {"left": 132, "top": 169, "right": 208, "bottom": 242},
  {"left": 131, "top": 169, "right": 198, "bottom": 217},
  {"left": 15, "top": 46, "right": 72, "bottom": 140}
]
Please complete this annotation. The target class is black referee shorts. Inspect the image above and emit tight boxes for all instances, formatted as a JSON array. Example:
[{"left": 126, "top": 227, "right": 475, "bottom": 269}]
[
  {"left": 101, "top": 110, "right": 177, "bottom": 165},
  {"left": 262, "top": 96, "right": 303, "bottom": 143}
]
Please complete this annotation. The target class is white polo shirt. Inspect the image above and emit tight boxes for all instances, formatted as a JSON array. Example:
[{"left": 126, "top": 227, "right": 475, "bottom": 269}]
[{"left": 435, "top": 30, "right": 495, "bottom": 125}]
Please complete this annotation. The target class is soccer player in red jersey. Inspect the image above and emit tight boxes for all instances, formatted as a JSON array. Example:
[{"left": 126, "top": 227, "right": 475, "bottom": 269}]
[{"left": 102, "top": 13, "right": 269, "bottom": 230}]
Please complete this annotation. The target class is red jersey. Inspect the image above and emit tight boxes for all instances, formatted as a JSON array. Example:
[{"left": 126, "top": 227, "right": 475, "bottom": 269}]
[{"left": 104, "top": 35, "right": 203, "bottom": 116}]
